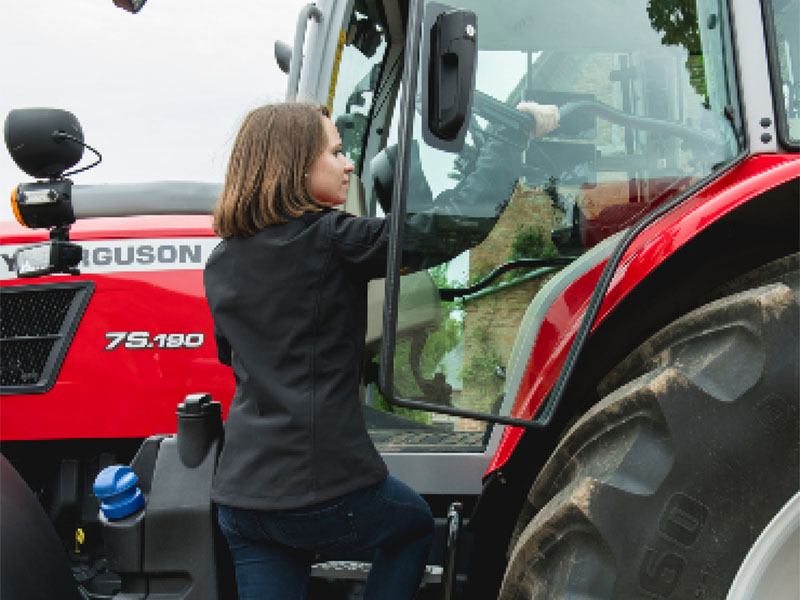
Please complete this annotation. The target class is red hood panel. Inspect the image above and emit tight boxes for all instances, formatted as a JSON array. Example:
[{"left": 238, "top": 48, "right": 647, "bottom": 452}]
[{"left": 0, "top": 215, "right": 215, "bottom": 244}]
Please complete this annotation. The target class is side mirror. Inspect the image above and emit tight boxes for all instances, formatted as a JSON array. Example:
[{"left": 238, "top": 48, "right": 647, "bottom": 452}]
[
  {"left": 422, "top": 6, "right": 477, "bottom": 150},
  {"left": 274, "top": 40, "right": 292, "bottom": 74},
  {"left": 112, "top": 0, "right": 147, "bottom": 13}
]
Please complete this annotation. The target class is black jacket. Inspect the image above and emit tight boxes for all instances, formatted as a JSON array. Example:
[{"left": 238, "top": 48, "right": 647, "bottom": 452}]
[
  {"left": 204, "top": 134, "right": 522, "bottom": 510},
  {"left": 205, "top": 210, "right": 392, "bottom": 510}
]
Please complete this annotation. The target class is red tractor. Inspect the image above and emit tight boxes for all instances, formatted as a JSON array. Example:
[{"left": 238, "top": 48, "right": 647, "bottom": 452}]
[{"left": 1, "top": 0, "right": 798, "bottom": 598}]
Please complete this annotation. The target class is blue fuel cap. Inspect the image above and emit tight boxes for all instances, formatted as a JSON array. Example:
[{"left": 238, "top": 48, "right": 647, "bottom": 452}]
[{"left": 93, "top": 465, "right": 144, "bottom": 520}]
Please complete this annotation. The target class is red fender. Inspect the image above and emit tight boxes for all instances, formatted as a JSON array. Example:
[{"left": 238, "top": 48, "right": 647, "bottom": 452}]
[{"left": 487, "top": 154, "right": 800, "bottom": 476}]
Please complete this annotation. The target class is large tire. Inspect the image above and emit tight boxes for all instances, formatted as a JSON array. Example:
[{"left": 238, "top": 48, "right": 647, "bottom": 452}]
[
  {"left": 498, "top": 260, "right": 799, "bottom": 599},
  {"left": 1, "top": 455, "right": 82, "bottom": 600}
]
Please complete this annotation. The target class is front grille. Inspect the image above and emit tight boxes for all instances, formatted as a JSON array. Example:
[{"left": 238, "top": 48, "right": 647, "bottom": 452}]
[
  {"left": 0, "top": 283, "right": 93, "bottom": 393},
  {"left": 1, "top": 338, "right": 58, "bottom": 386},
  {"left": 1, "top": 288, "right": 79, "bottom": 337}
]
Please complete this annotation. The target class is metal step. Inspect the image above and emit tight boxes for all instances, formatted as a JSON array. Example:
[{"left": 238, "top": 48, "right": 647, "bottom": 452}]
[
  {"left": 369, "top": 429, "right": 485, "bottom": 453},
  {"left": 311, "top": 561, "right": 443, "bottom": 584}
]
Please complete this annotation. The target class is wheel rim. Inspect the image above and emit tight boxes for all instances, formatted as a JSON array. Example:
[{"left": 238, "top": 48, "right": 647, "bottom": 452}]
[{"left": 727, "top": 491, "right": 800, "bottom": 600}]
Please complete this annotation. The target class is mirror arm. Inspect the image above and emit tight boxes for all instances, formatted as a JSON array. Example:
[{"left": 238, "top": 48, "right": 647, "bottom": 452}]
[{"left": 286, "top": 3, "right": 323, "bottom": 100}]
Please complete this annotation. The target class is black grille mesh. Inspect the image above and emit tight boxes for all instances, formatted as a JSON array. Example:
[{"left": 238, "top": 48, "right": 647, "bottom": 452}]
[
  {"left": 1, "top": 286, "right": 86, "bottom": 389},
  {"left": 1, "top": 338, "right": 57, "bottom": 386},
  {"left": 1, "top": 288, "right": 78, "bottom": 337}
]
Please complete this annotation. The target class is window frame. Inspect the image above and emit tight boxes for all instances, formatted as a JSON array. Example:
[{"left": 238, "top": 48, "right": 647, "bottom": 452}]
[
  {"left": 329, "top": 1, "right": 395, "bottom": 174},
  {"left": 761, "top": 0, "right": 800, "bottom": 150}
]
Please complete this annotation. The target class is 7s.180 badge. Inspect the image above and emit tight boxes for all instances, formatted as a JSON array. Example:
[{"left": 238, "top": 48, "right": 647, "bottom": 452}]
[{"left": 105, "top": 331, "right": 205, "bottom": 350}]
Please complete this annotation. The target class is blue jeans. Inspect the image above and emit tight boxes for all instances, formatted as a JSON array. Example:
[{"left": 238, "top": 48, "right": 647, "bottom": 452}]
[{"left": 217, "top": 476, "right": 434, "bottom": 600}]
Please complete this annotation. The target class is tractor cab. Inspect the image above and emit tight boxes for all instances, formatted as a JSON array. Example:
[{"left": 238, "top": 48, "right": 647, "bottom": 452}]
[{"left": 308, "top": 0, "right": 750, "bottom": 483}]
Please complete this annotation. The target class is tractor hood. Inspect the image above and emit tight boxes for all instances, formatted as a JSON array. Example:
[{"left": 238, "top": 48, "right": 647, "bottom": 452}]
[
  {"left": 0, "top": 181, "right": 220, "bottom": 281},
  {"left": 0, "top": 214, "right": 216, "bottom": 245},
  {"left": 1, "top": 180, "right": 220, "bottom": 244}
]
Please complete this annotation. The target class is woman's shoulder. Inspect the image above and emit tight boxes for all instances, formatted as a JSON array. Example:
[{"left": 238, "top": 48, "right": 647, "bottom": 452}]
[
  {"left": 323, "top": 210, "right": 386, "bottom": 245},
  {"left": 219, "top": 210, "right": 386, "bottom": 251},
  {"left": 205, "top": 238, "right": 227, "bottom": 268},
  {"left": 320, "top": 208, "right": 386, "bottom": 227},
  {"left": 247, "top": 210, "right": 330, "bottom": 239}
]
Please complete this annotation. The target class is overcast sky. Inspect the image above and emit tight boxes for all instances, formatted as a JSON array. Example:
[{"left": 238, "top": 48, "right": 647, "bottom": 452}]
[{"left": 1, "top": 0, "right": 309, "bottom": 222}]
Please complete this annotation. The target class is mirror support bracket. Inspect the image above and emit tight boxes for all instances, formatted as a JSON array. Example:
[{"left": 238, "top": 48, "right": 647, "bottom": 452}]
[{"left": 286, "top": 4, "right": 324, "bottom": 100}]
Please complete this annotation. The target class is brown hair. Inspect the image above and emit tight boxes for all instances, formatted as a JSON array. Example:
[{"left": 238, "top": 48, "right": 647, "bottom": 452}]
[{"left": 213, "top": 103, "right": 331, "bottom": 238}]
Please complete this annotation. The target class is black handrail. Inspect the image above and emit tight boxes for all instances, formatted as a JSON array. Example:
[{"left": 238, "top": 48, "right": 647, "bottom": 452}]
[{"left": 438, "top": 256, "right": 576, "bottom": 301}]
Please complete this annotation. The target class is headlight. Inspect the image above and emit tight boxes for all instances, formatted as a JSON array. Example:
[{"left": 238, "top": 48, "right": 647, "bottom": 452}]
[
  {"left": 10, "top": 180, "right": 75, "bottom": 229},
  {"left": 14, "top": 241, "right": 82, "bottom": 278}
]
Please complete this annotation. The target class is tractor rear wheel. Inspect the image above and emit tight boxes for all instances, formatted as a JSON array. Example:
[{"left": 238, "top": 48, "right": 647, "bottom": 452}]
[{"left": 498, "top": 258, "right": 799, "bottom": 599}]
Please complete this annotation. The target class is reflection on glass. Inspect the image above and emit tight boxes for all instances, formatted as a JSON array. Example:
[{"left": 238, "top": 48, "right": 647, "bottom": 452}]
[
  {"left": 391, "top": 0, "right": 743, "bottom": 444},
  {"left": 329, "top": 5, "right": 389, "bottom": 168}
]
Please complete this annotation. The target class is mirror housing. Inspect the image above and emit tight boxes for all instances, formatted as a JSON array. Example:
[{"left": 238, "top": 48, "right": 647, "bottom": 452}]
[
  {"left": 423, "top": 7, "right": 477, "bottom": 149},
  {"left": 112, "top": 0, "right": 147, "bottom": 13},
  {"left": 4, "top": 109, "right": 84, "bottom": 180},
  {"left": 274, "top": 40, "right": 292, "bottom": 74}
]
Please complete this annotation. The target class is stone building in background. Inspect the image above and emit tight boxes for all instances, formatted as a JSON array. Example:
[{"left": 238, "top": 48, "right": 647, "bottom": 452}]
[{"left": 458, "top": 183, "right": 557, "bottom": 421}]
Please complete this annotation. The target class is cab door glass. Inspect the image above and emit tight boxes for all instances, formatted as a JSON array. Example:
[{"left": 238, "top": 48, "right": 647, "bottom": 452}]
[
  {"left": 329, "top": 1, "right": 390, "bottom": 170},
  {"left": 389, "top": 0, "right": 743, "bottom": 440},
  {"left": 766, "top": 0, "right": 800, "bottom": 144},
  {"left": 328, "top": 2, "right": 459, "bottom": 452}
]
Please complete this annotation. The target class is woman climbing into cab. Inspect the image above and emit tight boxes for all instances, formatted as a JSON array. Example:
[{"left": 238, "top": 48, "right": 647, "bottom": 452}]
[{"left": 204, "top": 100, "right": 558, "bottom": 599}]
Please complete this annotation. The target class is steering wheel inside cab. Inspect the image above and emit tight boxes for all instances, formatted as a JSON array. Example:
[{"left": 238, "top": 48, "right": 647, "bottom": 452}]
[
  {"left": 367, "top": 91, "right": 596, "bottom": 216},
  {"left": 370, "top": 88, "right": 727, "bottom": 216}
]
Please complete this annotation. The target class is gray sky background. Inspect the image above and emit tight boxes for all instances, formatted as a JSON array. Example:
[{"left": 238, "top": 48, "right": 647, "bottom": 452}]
[{"left": 1, "top": 0, "right": 308, "bottom": 223}]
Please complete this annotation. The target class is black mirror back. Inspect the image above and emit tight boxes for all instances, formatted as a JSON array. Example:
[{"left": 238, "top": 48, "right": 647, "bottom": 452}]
[{"left": 274, "top": 40, "right": 292, "bottom": 74}]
